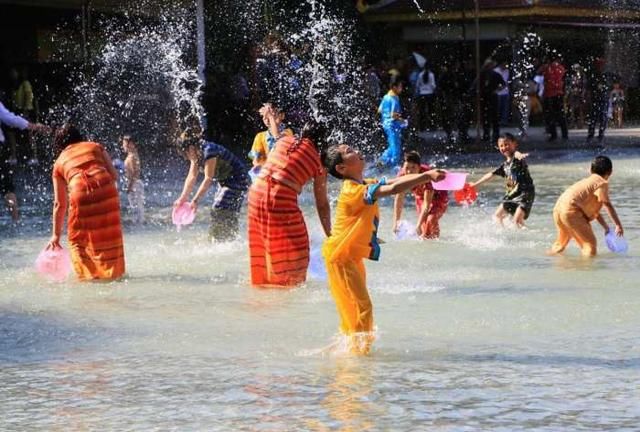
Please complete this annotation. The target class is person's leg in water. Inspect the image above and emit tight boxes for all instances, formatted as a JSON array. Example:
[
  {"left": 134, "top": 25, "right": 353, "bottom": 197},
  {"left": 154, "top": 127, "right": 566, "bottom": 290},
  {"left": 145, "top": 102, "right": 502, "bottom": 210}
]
[
  {"left": 209, "top": 185, "right": 244, "bottom": 242},
  {"left": 493, "top": 204, "right": 509, "bottom": 226},
  {"left": 548, "top": 207, "right": 571, "bottom": 255},
  {"left": 380, "top": 127, "right": 402, "bottom": 167},
  {"left": 548, "top": 209, "right": 597, "bottom": 256},
  {"left": 325, "top": 259, "right": 374, "bottom": 355},
  {"left": 513, "top": 206, "right": 528, "bottom": 228}
]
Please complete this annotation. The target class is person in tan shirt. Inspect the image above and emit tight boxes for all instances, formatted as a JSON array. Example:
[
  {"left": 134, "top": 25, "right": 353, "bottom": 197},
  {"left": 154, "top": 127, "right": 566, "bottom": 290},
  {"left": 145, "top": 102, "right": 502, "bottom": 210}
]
[{"left": 548, "top": 156, "right": 623, "bottom": 257}]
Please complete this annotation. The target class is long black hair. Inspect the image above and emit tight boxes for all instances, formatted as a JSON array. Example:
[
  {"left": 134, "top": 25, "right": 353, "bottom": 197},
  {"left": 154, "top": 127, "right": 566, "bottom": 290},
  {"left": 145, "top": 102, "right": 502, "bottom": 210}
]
[
  {"left": 53, "top": 122, "right": 85, "bottom": 155},
  {"left": 288, "top": 119, "right": 328, "bottom": 156}
]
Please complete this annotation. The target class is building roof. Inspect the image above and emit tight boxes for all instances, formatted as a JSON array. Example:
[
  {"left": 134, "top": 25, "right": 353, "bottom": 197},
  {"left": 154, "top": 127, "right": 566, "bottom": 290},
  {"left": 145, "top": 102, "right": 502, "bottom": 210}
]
[{"left": 361, "top": 0, "right": 640, "bottom": 22}]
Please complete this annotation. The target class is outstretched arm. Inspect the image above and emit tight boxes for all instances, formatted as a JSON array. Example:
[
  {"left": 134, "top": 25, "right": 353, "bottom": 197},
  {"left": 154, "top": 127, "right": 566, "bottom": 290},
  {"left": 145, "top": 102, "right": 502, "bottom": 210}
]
[
  {"left": 470, "top": 171, "right": 495, "bottom": 188},
  {"left": 374, "top": 170, "right": 445, "bottom": 200},
  {"left": 602, "top": 201, "right": 623, "bottom": 236},
  {"left": 175, "top": 158, "right": 199, "bottom": 206},
  {"left": 190, "top": 158, "right": 217, "bottom": 210},
  {"left": 313, "top": 173, "right": 332, "bottom": 237}
]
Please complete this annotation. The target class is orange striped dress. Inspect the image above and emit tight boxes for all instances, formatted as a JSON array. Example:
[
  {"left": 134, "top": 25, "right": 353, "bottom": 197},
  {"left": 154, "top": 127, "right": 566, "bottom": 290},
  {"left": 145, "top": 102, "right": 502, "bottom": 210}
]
[
  {"left": 53, "top": 142, "right": 125, "bottom": 281},
  {"left": 248, "top": 135, "right": 325, "bottom": 288}
]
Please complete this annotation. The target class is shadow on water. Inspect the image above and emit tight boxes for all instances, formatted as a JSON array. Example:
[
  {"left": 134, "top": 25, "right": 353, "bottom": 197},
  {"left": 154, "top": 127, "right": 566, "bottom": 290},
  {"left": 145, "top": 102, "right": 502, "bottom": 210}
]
[{"left": 0, "top": 309, "right": 110, "bottom": 364}]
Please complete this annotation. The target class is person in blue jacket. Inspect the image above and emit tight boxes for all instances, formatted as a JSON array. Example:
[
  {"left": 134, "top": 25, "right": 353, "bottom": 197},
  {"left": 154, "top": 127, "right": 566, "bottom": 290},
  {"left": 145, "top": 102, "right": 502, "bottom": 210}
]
[{"left": 377, "top": 75, "right": 407, "bottom": 167}]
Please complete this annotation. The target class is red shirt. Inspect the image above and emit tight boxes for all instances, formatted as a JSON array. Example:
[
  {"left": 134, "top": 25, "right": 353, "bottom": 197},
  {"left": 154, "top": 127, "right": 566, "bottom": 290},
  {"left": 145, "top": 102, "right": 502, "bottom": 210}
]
[{"left": 541, "top": 61, "right": 566, "bottom": 98}]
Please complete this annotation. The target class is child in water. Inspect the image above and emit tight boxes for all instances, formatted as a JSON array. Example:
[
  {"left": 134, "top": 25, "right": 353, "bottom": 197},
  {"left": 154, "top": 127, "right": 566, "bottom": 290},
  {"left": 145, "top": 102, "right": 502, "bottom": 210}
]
[
  {"left": 392, "top": 151, "right": 448, "bottom": 239},
  {"left": 322, "top": 144, "right": 445, "bottom": 354},
  {"left": 377, "top": 75, "right": 407, "bottom": 167},
  {"left": 174, "top": 133, "right": 250, "bottom": 242},
  {"left": 470, "top": 133, "right": 534, "bottom": 228},
  {"left": 548, "top": 156, "right": 623, "bottom": 257},
  {"left": 248, "top": 103, "right": 293, "bottom": 167},
  {"left": 122, "top": 135, "right": 144, "bottom": 224}
]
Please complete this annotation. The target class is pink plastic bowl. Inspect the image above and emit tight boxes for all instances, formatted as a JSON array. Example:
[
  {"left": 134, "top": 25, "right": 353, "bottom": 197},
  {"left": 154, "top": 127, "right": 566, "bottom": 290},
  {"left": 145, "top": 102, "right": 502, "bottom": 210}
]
[
  {"left": 35, "top": 247, "right": 72, "bottom": 282},
  {"left": 172, "top": 203, "right": 196, "bottom": 228},
  {"left": 432, "top": 172, "right": 467, "bottom": 191}
]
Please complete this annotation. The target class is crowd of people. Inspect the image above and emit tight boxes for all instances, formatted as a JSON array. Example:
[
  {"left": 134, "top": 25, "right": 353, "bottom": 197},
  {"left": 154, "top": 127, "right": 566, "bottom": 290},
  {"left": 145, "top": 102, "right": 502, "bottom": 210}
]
[
  {"left": 363, "top": 53, "right": 629, "bottom": 146},
  {"left": 0, "top": 82, "right": 627, "bottom": 355},
  {"left": 0, "top": 41, "right": 631, "bottom": 356}
]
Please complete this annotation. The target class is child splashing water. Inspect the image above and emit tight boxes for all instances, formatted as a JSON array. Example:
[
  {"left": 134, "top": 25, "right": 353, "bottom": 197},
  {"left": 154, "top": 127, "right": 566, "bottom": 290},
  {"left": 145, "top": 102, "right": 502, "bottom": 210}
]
[
  {"left": 470, "top": 133, "right": 534, "bottom": 228},
  {"left": 174, "top": 133, "right": 250, "bottom": 242},
  {"left": 392, "top": 151, "right": 448, "bottom": 239},
  {"left": 122, "top": 135, "right": 144, "bottom": 224},
  {"left": 322, "top": 144, "right": 445, "bottom": 355},
  {"left": 548, "top": 156, "right": 623, "bottom": 257},
  {"left": 249, "top": 103, "right": 293, "bottom": 168}
]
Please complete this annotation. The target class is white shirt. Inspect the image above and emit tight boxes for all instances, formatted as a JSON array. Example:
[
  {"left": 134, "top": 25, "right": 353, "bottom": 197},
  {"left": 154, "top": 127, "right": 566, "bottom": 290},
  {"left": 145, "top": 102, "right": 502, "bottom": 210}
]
[
  {"left": 416, "top": 70, "right": 436, "bottom": 96},
  {"left": 0, "top": 102, "right": 29, "bottom": 144}
]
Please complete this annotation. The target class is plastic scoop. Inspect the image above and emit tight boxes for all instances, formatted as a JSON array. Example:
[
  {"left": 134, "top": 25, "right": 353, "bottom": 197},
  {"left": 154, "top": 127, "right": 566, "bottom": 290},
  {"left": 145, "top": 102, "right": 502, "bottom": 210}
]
[
  {"left": 432, "top": 172, "right": 467, "bottom": 191},
  {"left": 35, "top": 247, "right": 72, "bottom": 282},
  {"left": 605, "top": 231, "right": 628, "bottom": 254},
  {"left": 172, "top": 202, "right": 196, "bottom": 231},
  {"left": 394, "top": 220, "right": 417, "bottom": 241},
  {"left": 454, "top": 183, "right": 478, "bottom": 205}
]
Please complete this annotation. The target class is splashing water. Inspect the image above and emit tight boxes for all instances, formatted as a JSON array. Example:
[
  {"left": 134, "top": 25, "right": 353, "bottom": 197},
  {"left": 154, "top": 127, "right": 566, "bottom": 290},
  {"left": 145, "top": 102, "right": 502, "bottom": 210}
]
[{"left": 53, "top": 1, "right": 203, "bottom": 161}]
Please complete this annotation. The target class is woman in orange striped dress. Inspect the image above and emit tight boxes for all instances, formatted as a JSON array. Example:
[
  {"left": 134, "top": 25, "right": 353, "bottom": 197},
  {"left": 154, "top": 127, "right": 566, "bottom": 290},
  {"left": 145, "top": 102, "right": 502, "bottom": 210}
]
[
  {"left": 46, "top": 123, "right": 125, "bottom": 281},
  {"left": 248, "top": 110, "right": 331, "bottom": 288}
]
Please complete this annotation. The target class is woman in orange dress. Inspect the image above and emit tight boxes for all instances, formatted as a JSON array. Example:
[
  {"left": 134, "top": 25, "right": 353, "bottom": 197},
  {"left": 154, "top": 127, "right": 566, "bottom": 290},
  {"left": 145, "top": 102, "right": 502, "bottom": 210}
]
[
  {"left": 248, "top": 110, "right": 331, "bottom": 288},
  {"left": 46, "top": 123, "right": 125, "bottom": 281}
]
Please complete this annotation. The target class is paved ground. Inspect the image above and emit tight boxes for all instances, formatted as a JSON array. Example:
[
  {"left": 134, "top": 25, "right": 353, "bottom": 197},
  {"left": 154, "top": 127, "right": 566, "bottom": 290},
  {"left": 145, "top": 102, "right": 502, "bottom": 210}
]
[{"left": 413, "top": 125, "right": 640, "bottom": 155}]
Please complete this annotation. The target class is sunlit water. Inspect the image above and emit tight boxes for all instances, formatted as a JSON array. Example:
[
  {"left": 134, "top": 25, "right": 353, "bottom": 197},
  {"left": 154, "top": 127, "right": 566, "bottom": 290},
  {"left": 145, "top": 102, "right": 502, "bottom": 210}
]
[{"left": 1, "top": 149, "right": 639, "bottom": 430}]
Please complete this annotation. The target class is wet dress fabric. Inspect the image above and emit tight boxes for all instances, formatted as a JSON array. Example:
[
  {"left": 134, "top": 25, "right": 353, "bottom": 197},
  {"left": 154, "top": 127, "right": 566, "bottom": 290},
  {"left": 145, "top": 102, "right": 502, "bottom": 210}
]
[
  {"left": 247, "top": 135, "right": 324, "bottom": 287},
  {"left": 53, "top": 142, "right": 125, "bottom": 280},
  {"left": 322, "top": 179, "right": 385, "bottom": 354}
]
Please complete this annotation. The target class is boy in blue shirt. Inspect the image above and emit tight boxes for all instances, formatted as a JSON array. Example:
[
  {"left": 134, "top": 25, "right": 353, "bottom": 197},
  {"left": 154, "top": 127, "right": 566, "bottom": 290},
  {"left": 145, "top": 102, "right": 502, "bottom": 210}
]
[{"left": 377, "top": 76, "right": 407, "bottom": 167}]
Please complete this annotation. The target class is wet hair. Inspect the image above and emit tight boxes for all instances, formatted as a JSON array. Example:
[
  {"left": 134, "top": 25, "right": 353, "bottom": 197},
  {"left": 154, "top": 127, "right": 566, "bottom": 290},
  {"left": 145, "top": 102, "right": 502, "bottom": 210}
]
[
  {"left": 404, "top": 151, "right": 421, "bottom": 165},
  {"left": 264, "top": 101, "right": 284, "bottom": 115},
  {"left": 498, "top": 132, "right": 517, "bottom": 144},
  {"left": 176, "top": 132, "right": 201, "bottom": 158},
  {"left": 287, "top": 119, "right": 328, "bottom": 156},
  {"left": 53, "top": 123, "right": 85, "bottom": 155},
  {"left": 122, "top": 134, "right": 135, "bottom": 143},
  {"left": 323, "top": 145, "right": 345, "bottom": 179},
  {"left": 591, "top": 155, "right": 612, "bottom": 177}
]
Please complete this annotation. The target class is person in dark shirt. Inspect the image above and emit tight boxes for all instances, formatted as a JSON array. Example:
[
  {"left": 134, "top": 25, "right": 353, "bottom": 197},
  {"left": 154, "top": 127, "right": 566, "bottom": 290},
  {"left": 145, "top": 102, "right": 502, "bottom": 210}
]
[
  {"left": 474, "top": 59, "right": 505, "bottom": 143},
  {"left": 586, "top": 57, "right": 613, "bottom": 142},
  {"left": 470, "top": 133, "right": 535, "bottom": 228},
  {"left": 174, "top": 133, "right": 250, "bottom": 241}
]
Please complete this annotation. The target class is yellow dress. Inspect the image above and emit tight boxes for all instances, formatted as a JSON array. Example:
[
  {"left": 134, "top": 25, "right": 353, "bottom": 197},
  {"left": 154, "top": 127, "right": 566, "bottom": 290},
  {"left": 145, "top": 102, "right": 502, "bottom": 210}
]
[
  {"left": 551, "top": 174, "right": 608, "bottom": 256},
  {"left": 322, "top": 178, "right": 384, "bottom": 354}
]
